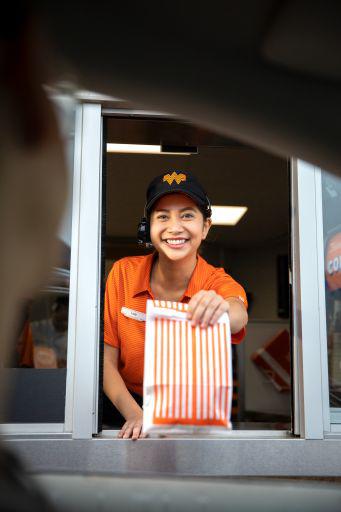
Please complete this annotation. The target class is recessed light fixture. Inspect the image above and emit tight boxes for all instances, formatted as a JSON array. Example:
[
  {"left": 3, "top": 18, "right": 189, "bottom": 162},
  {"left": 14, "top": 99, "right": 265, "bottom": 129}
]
[
  {"left": 106, "top": 143, "right": 197, "bottom": 155},
  {"left": 211, "top": 206, "right": 247, "bottom": 226}
]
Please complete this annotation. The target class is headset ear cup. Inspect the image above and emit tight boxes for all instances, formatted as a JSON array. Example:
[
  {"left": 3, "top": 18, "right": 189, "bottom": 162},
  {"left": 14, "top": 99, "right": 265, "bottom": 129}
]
[
  {"left": 145, "top": 218, "right": 151, "bottom": 244},
  {"left": 137, "top": 217, "right": 147, "bottom": 245},
  {"left": 137, "top": 217, "right": 151, "bottom": 246}
]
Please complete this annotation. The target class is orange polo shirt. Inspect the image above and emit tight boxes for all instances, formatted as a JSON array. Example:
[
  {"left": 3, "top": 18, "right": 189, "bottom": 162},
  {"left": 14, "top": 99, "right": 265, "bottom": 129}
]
[{"left": 104, "top": 253, "right": 247, "bottom": 396}]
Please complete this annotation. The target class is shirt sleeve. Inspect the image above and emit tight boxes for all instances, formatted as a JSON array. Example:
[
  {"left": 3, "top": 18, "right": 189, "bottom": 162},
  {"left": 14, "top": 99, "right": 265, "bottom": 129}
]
[
  {"left": 104, "top": 262, "right": 120, "bottom": 348},
  {"left": 209, "top": 267, "right": 248, "bottom": 345}
]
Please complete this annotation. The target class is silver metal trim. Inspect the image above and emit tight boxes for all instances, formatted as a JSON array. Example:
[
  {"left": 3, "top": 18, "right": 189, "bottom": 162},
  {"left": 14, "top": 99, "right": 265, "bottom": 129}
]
[
  {"left": 92, "top": 115, "right": 103, "bottom": 434},
  {"left": 0, "top": 423, "right": 64, "bottom": 434},
  {"left": 64, "top": 104, "right": 83, "bottom": 433},
  {"left": 6, "top": 437, "right": 341, "bottom": 476},
  {"left": 71, "top": 104, "right": 102, "bottom": 439},
  {"left": 295, "top": 161, "right": 326, "bottom": 439},
  {"left": 1, "top": 433, "right": 72, "bottom": 440},
  {"left": 100, "top": 429, "right": 291, "bottom": 439},
  {"left": 291, "top": 159, "right": 304, "bottom": 436},
  {"left": 314, "top": 169, "right": 332, "bottom": 432}
]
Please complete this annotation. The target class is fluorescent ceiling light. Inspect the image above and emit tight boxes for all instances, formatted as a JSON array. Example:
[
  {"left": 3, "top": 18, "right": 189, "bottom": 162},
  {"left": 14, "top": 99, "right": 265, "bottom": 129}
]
[
  {"left": 211, "top": 206, "right": 247, "bottom": 226},
  {"left": 106, "top": 143, "right": 192, "bottom": 155}
]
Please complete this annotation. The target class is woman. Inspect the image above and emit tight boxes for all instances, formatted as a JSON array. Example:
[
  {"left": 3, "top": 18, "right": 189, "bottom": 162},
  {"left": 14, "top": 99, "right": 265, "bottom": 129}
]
[{"left": 104, "top": 171, "right": 248, "bottom": 439}]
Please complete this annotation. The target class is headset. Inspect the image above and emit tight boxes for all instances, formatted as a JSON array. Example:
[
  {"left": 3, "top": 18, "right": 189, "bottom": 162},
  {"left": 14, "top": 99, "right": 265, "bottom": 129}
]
[
  {"left": 137, "top": 196, "right": 212, "bottom": 248},
  {"left": 137, "top": 210, "right": 152, "bottom": 247}
]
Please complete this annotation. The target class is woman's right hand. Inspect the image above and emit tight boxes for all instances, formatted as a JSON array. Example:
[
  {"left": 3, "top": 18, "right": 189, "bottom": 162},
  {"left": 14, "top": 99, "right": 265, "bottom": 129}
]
[
  {"left": 118, "top": 412, "right": 146, "bottom": 440},
  {"left": 104, "top": 345, "right": 146, "bottom": 440}
]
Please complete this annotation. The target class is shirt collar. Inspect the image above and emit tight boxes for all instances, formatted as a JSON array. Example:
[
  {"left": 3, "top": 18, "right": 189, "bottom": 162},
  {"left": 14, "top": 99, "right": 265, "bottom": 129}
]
[{"left": 132, "top": 253, "right": 209, "bottom": 300}]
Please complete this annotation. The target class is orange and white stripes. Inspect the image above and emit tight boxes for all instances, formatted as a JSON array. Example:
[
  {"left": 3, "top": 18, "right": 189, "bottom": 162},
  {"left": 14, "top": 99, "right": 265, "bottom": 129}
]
[{"left": 143, "top": 300, "right": 232, "bottom": 432}]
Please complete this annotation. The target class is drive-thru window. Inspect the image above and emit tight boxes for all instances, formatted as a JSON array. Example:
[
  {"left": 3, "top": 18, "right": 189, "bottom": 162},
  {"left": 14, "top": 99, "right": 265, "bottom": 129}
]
[
  {"left": 101, "top": 115, "right": 290, "bottom": 433},
  {"left": 2, "top": 95, "right": 341, "bottom": 476}
]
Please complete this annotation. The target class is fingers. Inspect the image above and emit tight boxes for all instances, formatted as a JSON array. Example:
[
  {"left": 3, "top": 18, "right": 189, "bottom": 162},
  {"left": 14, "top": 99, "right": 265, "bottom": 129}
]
[
  {"left": 188, "top": 290, "right": 215, "bottom": 325},
  {"left": 123, "top": 423, "right": 134, "bottom": 439},
  {"left": 117, "top": 423, "right": 126, "bottom": 438},
  {"left": 209, "top": 302, "right": 229, "bottom": 326},
  {"left": 118, "top": 419, "right": 145, "bottom": 440},
  {"left": 188, "top": 291, "right": 229, "bottom": 327},
  {"left": 131, "top": 423, "right": 142, "bottom": 440},
  {"left": 200, "top": 295, "right": 224, "bottom": 327},
  {"left": 187, "top": 290, "right": 206, "bottom": 318}
]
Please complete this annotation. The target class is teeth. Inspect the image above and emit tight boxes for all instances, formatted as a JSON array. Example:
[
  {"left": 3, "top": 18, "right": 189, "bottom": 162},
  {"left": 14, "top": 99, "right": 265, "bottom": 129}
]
[{"left": 166, "top": 239, "right": 187, "bottom": 245}]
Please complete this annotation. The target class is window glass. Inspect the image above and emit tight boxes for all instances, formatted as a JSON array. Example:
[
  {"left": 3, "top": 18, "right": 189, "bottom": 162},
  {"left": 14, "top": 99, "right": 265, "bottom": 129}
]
[
  {"left": 321, "top": 171, "right": 341, "bottom": 415},
  {"left": 101, "top": 116, "right": 291, "bottom": 432},
  {"left": 4, "top": 94, "right": 75, "bottom": 424}
]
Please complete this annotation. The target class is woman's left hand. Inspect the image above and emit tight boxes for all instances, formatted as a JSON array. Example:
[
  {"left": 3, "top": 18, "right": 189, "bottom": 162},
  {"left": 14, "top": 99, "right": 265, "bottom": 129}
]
[{"left": 187, "top": 290, "right": 229, "bottom": 328}]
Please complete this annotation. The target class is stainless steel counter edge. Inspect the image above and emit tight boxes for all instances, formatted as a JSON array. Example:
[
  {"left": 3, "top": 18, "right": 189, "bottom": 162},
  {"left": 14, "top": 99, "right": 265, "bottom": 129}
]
[{"left": 4, "top": 437, "right": 341, "bottom": 477}]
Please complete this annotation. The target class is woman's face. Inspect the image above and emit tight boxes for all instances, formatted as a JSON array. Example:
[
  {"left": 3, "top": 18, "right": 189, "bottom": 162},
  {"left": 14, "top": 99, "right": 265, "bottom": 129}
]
[{"left": 150, "top": 193, "right": 211, "bottom": 262}]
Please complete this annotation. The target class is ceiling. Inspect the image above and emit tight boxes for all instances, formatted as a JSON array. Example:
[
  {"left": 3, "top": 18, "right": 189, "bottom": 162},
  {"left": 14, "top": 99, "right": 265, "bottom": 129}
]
[{"left": 44, "top": 1, "right": 341, "bottom": 175}]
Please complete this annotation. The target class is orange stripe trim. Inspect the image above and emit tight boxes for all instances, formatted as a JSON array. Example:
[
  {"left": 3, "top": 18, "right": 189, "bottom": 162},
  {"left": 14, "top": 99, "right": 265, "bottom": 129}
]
[
  {"left": 153, "top": 318, "right": 158, "bottom": 421},
  {"left": 211, "top": 327, "right": 216, "bottom": 421},
  {"left": 223, "top": 324, "right": 230, "bottom": 422},
  {"left": 206, "top": 328, "right": 210, "bottom": 420},
  {"left": 173, "top": 321, "right": 176, "bottom": 419},
  {"left": 199, "top": 327, "right": 204, "bottom": 420},
  {"left": 179, "top": 320, "right": 182, "bottom": 419},
  {"left": 217, "top": 325, "right": 223, "bottom": 424},
  {"left": 221, "top": 324, "right": 227, "bottom": 427},
  {"left": 191, "top": 325, "right": 196, "bottom": 421},
  {"left": 165, "top": 319, "right": 170, "bottom": 419},
  {"left": 159, "top": 318, "right": 164, "bottom": 419}
]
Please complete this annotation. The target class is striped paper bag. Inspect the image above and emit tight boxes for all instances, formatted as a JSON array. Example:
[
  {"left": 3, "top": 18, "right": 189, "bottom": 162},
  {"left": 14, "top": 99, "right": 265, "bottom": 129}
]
[{"left": 143, "top": 299, "right": 232, "bottom": 435}]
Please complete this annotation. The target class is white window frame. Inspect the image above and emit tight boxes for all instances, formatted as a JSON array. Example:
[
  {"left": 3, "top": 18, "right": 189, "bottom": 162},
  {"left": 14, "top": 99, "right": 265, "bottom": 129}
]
[
  {"left": 292, "top": 160, "right": 334, "bottom": 438},
  {"left": 66, "top": 103, "right": 103, "bottom": 439},
  {"left": 3, "top": 105, "right": 337, "bottom": 443}
]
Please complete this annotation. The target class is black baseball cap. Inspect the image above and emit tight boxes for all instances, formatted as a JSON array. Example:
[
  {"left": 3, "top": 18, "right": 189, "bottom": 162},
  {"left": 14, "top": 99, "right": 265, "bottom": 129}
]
[{"left": 145, "top": 171, "right": 211, "bottom": 216}]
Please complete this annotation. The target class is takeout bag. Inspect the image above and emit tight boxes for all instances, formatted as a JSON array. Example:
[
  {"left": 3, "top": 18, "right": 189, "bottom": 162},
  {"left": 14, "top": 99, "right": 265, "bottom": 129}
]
[{"left": 143, "top": 299, "right": 232, "bottom": 435}]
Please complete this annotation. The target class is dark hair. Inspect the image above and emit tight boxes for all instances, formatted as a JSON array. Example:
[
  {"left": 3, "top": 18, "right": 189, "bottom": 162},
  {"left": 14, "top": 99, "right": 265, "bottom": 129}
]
[{"left": 198, "top": 205, "right": 211, "bottom": 220}]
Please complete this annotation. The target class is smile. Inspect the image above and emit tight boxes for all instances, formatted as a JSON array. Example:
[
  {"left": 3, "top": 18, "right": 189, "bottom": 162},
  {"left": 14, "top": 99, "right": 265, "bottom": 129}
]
[{"left": 163, "top": 238, "right": 189, "bottom": 247}]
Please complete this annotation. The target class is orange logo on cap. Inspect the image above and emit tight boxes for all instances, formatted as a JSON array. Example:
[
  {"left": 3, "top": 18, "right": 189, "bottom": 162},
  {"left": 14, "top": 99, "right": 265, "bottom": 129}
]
[{"left": 163, "top": 172, "right": 187, "bottom": 185}]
